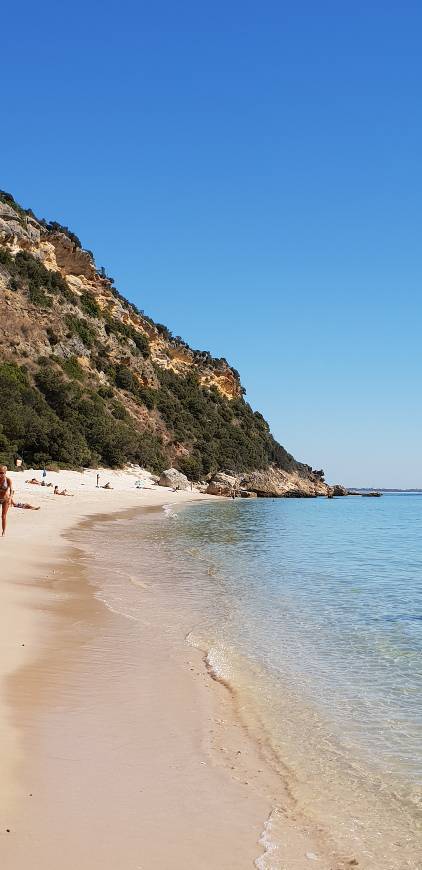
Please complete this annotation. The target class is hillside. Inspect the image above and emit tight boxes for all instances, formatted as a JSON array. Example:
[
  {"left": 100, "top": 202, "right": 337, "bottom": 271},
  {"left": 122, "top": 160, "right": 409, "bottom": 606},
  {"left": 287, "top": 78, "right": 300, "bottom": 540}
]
[{"left": 0, "top": 190, "right": 329, "bottom": 496}]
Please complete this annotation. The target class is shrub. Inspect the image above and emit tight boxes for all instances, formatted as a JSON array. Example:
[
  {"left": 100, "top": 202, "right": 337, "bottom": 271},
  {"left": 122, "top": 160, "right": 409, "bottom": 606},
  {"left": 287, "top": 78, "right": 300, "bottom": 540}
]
[
  {"left": 131, "top": 331, "right": 150, "bottom": 357},
  {"left": 0, "top": 248, "right": 14, "bottom": 269},
  {"left": 80, "top": 292, "right": 101, "bottom": 318},
  {"left": 65, "top": 315, "right": 95, "bottom": 348},
  {"left": 155, "top": 323, "right": 173, "bottom": 340},
  {"left": 178, "top": 454, "right": 203, "bottom": 480},
  {"left": 46, "top": 327, "right": 59, "bottom": 346},
  {"left": 111, "top": 400, "right": 130, "bottom": 421},
  {"left": 136, "top": 387, "right": 156, "bottom": 410},
  {"left": 28, "top": 285, "right": 52, "bottom": 307},
  {"left": 136, "top": 433, "right": 166, "bottom": 473},
  {"left": 115, "top": 364, "right": 137, "bottom": 392},
  {"left": 59, "top": 356, "right": 85, "bottom": 381},
  {"left": 98, "top": 385, "right": 114, "bottom": 399}
]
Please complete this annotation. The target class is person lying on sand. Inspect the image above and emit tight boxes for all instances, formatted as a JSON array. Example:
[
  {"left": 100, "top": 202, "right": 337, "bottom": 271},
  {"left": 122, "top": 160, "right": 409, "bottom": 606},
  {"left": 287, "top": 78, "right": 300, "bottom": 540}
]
[
  {"left": 0, "top": 465, "right": 13, "bottom": 536},
  {"left": 53, "top": 486, "right": 73, "bottom": 496},
  {"left": 101, "top": 482, "right": 113, "bottom": 490},
  {"left": 26, "top": 479, "right": 53, "bottom": 487},
  {"left": 12, "top": 500, "right": 41, "bottom": 511}
]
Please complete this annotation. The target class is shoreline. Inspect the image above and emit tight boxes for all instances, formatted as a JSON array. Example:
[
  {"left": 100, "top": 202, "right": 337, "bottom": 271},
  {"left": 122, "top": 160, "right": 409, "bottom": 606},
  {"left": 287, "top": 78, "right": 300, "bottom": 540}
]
[{"left": 1, "top": 469, "right": 277, "bottom": 868}]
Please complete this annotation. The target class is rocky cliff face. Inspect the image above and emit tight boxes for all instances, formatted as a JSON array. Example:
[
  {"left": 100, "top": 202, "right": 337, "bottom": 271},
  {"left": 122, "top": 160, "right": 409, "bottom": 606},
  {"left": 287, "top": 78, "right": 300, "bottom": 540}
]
[
  {"left": 0, "top": 191, "right": 332, "bottom": 496},
  {"left": 0, "top": 198, "right": 241, "bottom": 400}
]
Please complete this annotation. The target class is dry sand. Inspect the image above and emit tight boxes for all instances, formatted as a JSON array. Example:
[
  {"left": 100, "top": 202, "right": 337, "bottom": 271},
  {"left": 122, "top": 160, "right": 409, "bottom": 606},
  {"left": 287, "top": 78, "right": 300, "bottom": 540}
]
[{"left": 0, "top": 467, "right": 337, "bottom": 869}]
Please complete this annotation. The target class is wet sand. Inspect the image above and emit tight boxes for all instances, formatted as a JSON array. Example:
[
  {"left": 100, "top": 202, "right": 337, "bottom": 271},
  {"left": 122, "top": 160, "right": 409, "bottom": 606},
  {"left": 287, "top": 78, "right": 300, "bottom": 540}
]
[{"left": 0, "top": 468, "right": 348, "bottom": 869}]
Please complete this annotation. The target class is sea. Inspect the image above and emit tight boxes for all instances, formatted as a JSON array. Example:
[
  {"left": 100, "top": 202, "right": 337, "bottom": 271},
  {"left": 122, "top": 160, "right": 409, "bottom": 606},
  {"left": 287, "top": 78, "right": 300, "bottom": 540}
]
[{"left": 81, "top": 493, "right": 422, "bottom": 868}]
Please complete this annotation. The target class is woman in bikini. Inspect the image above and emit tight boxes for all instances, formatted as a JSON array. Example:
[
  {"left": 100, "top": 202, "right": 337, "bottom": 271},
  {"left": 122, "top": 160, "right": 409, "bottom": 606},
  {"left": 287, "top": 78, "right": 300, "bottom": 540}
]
[{"left": 0, "top": 465, "right": 13, "bottom": 537}]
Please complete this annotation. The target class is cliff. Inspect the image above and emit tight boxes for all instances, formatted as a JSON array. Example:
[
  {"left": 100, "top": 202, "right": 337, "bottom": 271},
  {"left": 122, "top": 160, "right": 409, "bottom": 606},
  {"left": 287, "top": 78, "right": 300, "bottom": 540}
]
[{"left": 0, "top": 190, "right": 329, "bottom": 496}]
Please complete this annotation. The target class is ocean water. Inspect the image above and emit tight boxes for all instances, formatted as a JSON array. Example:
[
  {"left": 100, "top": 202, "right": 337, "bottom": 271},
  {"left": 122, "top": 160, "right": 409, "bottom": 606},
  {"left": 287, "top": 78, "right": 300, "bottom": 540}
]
[{"left": 80, "top": 495, "right": 422, "bottom": 868}]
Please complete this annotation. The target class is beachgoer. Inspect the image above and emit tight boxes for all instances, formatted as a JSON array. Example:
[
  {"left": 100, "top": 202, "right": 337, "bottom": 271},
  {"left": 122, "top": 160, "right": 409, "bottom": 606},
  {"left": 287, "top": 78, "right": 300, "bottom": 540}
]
[
  {"left": 12, "top": 500, "right": 40, "bottom": 511},
  {"left": 26, "top": 478, "right": 41, "bottom": 485},
  {"left": 96, "top": 473, "right": 100, "bottom": 488},
  {"left": 0, "top": 465, "right": 13, "bottom": 536},
  {"left": 53, "top": 486, "right": 73, "bottom": 496},
  {"left": 101, "top": 482, "right": 113, "bottom": 490}
]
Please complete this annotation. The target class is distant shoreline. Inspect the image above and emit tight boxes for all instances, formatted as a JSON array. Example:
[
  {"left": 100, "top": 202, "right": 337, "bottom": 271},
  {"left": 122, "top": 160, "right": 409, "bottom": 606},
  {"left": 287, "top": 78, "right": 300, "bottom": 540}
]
[{"left": 347, "top": 487, "right": 422, "bottom": 492}]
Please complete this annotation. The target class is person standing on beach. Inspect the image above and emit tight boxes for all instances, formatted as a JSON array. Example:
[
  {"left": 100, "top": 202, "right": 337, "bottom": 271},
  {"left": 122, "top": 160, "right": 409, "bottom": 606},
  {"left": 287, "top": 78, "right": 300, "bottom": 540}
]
[
  {"left": 96, "top": 473, "right": 100, "bottom": 488},
  {"left": 0, "top": 465, "right": 13, "bottom": 537}
]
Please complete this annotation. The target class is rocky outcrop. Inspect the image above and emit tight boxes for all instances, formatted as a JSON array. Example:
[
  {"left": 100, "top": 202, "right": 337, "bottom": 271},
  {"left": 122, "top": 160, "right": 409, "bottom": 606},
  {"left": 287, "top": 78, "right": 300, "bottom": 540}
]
[
  {"left": 330, "top": 484, "right": 349, "bottom": 496},
  {"left": 238, "top": 467, "right": 329, "bottom": 498},
  {"left": 205, "top": 467, "right": 331, "bottom": 499},
  {"left": 158, "top": 468, "right": 190, "bottom": 490},
  {"left": 206, "top": 472, "right": 237, "bottom": 496},
  {"left": 206, "top": 473, "right": 259, "bottom": 498},
  {"left": 0, "top": 203, "right": 41, "bottom": 250},
  {"left": 49, "top": 232, "right": 95, "bottom": 279}
]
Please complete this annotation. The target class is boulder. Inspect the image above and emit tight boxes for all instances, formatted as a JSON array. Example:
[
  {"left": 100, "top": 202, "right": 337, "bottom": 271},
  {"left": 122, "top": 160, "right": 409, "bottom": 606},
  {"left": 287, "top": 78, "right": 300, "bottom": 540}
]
[
  {"left": 158, "top": 468, "right": 190, "bottom": 490},
  {"left": 238, "top": 489, "right": 257, "bottom": 498},
  {"left": 331, "top": 484, "right": 349, "bottom": 496},
  {"left": 206, "top": 471, "right": 237, "bottom": 496}
]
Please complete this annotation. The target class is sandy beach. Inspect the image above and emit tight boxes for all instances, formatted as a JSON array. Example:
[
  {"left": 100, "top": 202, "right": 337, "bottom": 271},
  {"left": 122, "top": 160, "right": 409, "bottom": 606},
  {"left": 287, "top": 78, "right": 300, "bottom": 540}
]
[
  {"left": 0, "top": 467, "right": 352, "bottom": 870},
  {"left": 0, "top": 468, "right": 266, "bottom": 868}
]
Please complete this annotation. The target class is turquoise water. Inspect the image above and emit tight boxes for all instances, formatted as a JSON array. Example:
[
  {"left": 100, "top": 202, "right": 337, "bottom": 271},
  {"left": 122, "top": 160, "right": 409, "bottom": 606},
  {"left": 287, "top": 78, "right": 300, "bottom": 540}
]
[
  {"left": 176, "top": 495, "right": 422, "bottom": 784},
  {"left": 84, "top": 494, "right": 422, "bottom": 866}
]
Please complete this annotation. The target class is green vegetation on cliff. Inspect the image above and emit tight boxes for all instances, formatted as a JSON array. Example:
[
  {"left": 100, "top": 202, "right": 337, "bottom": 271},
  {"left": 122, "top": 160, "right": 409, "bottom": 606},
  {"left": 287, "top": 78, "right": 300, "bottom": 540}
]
[
  {"left": 0, "top": 362, "right": 166, "bottom": 471},
  {"left": 0, "top": 358, "right": 296, "bottom": 476}
]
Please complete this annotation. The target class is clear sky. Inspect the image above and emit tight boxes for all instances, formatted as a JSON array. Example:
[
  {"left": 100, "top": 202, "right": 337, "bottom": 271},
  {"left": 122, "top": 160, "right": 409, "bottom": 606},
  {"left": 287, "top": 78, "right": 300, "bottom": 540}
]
[{"left": 2, "top": 2, "right": 421, "bottom": 486}]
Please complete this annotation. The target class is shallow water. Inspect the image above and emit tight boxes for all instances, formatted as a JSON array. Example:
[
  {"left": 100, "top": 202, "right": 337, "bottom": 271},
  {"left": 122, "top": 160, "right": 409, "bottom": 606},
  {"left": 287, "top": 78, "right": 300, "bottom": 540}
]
[{"left": 85, "top": 495, "right": 422, "bottom": 868}]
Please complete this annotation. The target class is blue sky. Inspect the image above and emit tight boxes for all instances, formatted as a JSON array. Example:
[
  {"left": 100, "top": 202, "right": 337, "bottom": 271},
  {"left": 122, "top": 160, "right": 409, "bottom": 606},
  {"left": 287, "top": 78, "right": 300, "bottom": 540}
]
[{"left": 2, "top": 2, "right": 421, "bottom": 486}]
